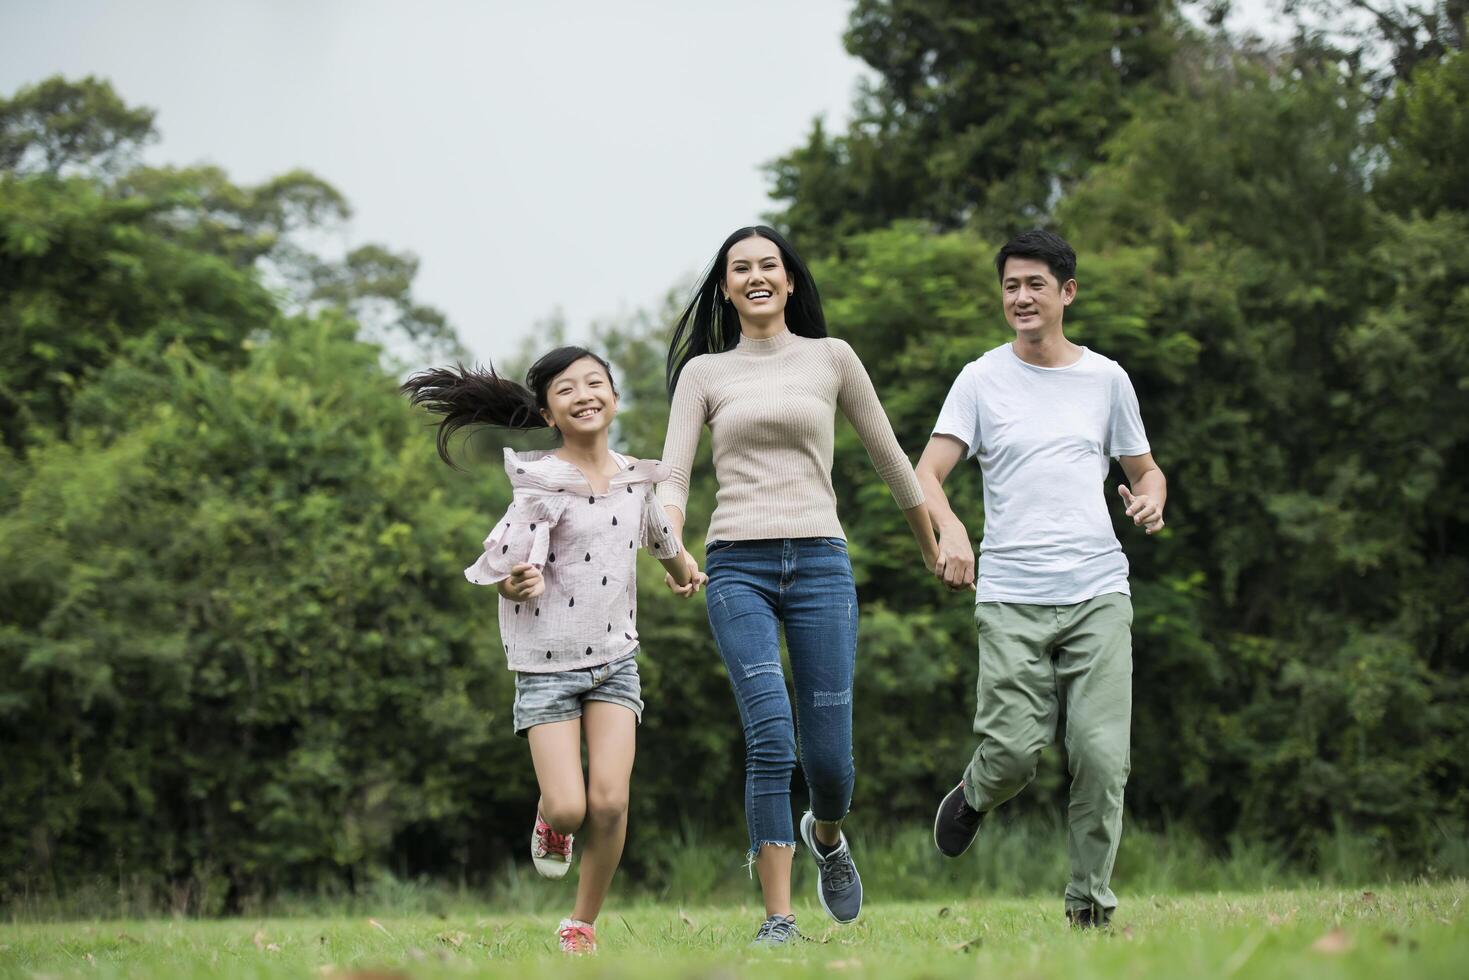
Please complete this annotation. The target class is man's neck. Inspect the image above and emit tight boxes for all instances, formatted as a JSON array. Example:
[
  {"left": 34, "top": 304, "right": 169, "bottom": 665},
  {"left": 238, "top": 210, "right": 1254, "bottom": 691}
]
[{"left": 1011, "top": 327, "right": 1081, "bottom": 368}]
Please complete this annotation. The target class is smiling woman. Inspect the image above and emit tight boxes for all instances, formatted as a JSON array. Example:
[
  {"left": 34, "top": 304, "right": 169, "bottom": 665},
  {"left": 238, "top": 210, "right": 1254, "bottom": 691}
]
[{"left": 656, "top": 225, "right": 941, "bottom": 946}]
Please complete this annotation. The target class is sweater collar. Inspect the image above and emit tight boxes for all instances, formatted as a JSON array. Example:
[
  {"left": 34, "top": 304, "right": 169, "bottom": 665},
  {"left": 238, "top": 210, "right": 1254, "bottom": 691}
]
[
  {"left": 735, "top": 328, "right": 797, "bottom": 353},
  {"left": 502, "top": 448, "right": 669, "bottom": 494}
]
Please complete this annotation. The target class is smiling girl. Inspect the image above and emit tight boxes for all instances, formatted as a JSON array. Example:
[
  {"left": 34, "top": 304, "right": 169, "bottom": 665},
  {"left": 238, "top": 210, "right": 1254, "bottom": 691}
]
[{"left": 402, "top": 347, "right": 700, "bottom": 954}]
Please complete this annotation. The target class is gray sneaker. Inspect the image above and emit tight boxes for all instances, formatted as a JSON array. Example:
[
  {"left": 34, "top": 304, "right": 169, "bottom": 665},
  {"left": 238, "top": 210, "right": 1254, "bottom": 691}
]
[
  {"left": 799, "top": 810, "right": 863, "bottom": 924},
  {"left": 750, "top": 913, "right": 802, "bottom": 947}
]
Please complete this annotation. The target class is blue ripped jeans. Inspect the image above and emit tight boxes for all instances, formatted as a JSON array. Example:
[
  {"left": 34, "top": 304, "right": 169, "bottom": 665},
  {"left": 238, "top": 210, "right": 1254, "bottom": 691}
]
[{"left": 704, "top": 538, "right": 859, "bottom": 858}]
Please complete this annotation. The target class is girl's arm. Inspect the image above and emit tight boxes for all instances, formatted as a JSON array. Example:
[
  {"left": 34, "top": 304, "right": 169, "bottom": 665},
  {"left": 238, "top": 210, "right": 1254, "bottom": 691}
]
[
  {"left": 657, "top": 551, "right": 693, "bottom": 587},
  {"left": 832, "top": 341, "right": 939, "bottom": 570},
  {"left": 466, "top": 491, "right": 565, "bottom": 592}
]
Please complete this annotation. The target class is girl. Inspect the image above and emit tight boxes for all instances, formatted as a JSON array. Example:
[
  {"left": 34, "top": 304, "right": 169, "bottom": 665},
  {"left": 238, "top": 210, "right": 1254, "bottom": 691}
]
[
  {"left": 657, "top": 227, "right": 940, "bottom": 945},
  {"left": 402, "top": 346, "right": 700, "bottom": 955}
]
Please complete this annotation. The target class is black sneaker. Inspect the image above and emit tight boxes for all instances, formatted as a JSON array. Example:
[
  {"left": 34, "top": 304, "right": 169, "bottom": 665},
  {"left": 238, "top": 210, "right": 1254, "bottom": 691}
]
[
  {"left": 750, "top": 913, "right": 802, "bottom": 947},
  {"left": 933, "top": 781, "right": 984, "bottom": 857},
  {"left": 1066, "top": 905, "right": 1112, "bottom": 930},
  {"left": 799, "top": 810, "right": 863, "bottom": 924}
]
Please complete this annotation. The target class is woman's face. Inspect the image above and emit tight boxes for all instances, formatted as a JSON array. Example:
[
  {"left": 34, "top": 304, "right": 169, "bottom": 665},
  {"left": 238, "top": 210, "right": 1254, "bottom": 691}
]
[
  {"left": 722, "top": 235, "right": 793, "bottom": 322},
  {"left": 540, "top": 356, "right": 617, "bottom": 436}
]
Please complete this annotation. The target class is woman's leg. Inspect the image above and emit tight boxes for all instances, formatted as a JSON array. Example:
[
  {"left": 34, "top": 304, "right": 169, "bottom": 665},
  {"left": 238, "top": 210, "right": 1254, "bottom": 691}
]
[
  {"left": 705, "top": 544, "right": 798, "bottom": 918},
  {"left": 785, "top": 540, "right": 859, "bottom": 835},
  {"left": 571, "top": 700, "right": 637, "bottom": 924},
  {"left": 785, "top": 539, "right": 863, "bottom": 922},
  {"left": 527, "top": 717, "right": 586, "bottom": 833}
]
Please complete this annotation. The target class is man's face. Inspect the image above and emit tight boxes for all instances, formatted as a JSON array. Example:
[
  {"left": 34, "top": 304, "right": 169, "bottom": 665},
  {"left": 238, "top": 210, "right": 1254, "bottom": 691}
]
[{"left": 1001, "top": 256, "right": 1076, "bottom": 336}]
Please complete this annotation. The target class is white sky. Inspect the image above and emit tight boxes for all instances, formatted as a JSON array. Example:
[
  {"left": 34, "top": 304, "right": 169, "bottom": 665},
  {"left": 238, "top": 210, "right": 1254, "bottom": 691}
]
[
  {"left": 0, "top": 0, "right": 867, "bottom": 360},
  {"left": 2, "top": 1, "right": 1290, "bottom": 361}
]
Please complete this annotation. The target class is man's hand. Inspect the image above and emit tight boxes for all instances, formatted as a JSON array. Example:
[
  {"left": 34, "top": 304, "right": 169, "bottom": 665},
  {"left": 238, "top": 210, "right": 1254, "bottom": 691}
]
[
  {"left": 499, "top": 563, "right": 545, "bottom": 601},
  {"left": 934, "top": 523, "right": 977, "bottom": 591},
  {"left": 665, "top": 551, "right": 707, "bottom": 598},
  {"left": 1118, "top": 485, "right": 1165, "bottom": 534}
]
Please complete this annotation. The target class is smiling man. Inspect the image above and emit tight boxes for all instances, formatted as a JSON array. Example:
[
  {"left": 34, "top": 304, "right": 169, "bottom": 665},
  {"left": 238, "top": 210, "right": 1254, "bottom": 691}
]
[{"left": 914, "top": 229, "right": 1167, "bottom": 929}]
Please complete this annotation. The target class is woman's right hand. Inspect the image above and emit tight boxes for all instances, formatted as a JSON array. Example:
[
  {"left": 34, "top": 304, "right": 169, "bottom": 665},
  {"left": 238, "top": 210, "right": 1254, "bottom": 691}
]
[{"left": 499, "top": 563, "right": 545, "bottom": 601}]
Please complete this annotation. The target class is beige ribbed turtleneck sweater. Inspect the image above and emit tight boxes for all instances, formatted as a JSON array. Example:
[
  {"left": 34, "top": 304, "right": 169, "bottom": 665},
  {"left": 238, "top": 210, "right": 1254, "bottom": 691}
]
[{"left": 656, "top": 329, "right": 925, "bottom": 543}]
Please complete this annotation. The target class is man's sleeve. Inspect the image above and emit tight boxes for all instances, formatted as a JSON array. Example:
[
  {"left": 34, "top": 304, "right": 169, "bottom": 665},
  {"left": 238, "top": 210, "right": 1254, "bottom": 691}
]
[
  {"left": 1107, "top": 369, "right": 1151, "bottom": 459},
  {"left": 931, "top": 365, "right": 982, "bottom": 459}
]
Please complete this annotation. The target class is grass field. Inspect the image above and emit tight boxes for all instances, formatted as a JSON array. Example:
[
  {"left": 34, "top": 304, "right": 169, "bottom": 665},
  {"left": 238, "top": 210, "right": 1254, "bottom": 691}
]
[{"left": 2, "top": 882, "right": 1465, "bottom": 979}]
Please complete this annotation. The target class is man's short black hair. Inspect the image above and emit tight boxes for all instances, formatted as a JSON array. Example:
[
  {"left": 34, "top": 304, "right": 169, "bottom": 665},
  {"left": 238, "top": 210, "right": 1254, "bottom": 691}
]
[{"left": 994, "top": 229, "right": 1077, "bottom": 285}]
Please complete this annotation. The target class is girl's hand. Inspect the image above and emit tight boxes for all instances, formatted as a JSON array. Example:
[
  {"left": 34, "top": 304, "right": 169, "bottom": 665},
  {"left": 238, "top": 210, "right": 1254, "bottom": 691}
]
[
  {"left": 500, "top": 563, "right": 545, "bottom": 601},
  {"left": 664, "top": 552, "right": 706, "bottom": 598}
]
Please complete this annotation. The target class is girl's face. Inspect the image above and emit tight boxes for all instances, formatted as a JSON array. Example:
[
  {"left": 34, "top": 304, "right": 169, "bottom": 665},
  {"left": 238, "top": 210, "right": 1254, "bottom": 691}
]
[
  {"left": 540, "top": 356, "right": 617, "bottom": 437},
  {"left": 722, "top": 235, "right": 793, "bottom": 321}
]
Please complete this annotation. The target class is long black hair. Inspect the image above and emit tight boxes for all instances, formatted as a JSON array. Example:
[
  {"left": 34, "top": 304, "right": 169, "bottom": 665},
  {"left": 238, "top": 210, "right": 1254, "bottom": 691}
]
[
  {"left": 665, "top": 225, "right": 826, "bottom": 396},
  {"left": 401, "top": 346, "right": 617, "bottom": 468}
]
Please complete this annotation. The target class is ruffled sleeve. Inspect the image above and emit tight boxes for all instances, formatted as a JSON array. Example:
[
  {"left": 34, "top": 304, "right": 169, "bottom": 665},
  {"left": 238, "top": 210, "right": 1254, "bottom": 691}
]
[
  {"left": 639, "top": 483, "right": 682, "bottom": 561},
  {"left": 464, "top": 493, "right": 569, "bottom": 585}
]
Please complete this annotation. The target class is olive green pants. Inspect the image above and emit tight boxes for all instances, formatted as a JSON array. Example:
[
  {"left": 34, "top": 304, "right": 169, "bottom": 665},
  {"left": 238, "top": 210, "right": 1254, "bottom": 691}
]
[{"left": 962, "top": 593, "right": 1133, "bottom": 913}]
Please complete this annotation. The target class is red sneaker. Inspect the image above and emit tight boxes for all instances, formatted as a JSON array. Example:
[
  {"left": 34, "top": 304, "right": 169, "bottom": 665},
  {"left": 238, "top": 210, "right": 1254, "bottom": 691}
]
[
  {"left": 531, "top": 812, "right": 574, "bottom": 879},
  {"left": 557, "top": 917, "right": 597, "bottom": 954}
]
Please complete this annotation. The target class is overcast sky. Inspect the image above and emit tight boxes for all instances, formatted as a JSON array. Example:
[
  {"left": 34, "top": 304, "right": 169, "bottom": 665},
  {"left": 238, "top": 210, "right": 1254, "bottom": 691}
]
[
  {"left": 0, "top": 0, "right": 867, "bottom": 360},
  {"left": 2, "top": 1, "right": 1288, "bottom": 362}
]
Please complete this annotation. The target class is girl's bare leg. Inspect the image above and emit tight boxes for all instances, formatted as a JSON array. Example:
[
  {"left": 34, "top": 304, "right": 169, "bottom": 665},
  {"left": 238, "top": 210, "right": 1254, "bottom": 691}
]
[
  {"left": 527, "top": 718, "right": 586, "bottom": 834},
  {"left": 570, "top": 701, "right": 636, "bottom": 924}
]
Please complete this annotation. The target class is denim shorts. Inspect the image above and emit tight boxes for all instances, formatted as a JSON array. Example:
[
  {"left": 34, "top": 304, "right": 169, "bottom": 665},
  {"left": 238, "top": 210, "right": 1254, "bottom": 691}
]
[{"left": 512, "top": 654, "right": 643, "bottom": 736}]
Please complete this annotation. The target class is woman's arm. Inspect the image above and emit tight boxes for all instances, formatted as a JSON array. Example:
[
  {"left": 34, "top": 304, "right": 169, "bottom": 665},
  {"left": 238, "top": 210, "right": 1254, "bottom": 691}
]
[
  {"left": 658, "top": 364, "right": 707, "bottom": 593},
  {"left": 832, "top": 341, "right": 936, "bottom": 567},
  {"left": 656, "top": 362, "right": 706, "bottom": 529}
]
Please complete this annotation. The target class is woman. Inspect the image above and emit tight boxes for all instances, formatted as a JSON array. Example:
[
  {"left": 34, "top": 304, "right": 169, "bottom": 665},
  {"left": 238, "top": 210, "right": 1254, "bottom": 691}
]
[{"left": 658, "top": 226, "right": 938, "bottom": 945}]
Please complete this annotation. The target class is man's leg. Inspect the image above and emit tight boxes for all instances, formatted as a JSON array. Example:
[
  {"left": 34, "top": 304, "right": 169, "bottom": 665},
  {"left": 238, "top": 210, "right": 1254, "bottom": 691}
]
[
  {"left": 1054, "top": 593, "right": 1133, "bottom": 919},
  {"left": 963, "top": 602, "right": 1060, "bottom": 812}
]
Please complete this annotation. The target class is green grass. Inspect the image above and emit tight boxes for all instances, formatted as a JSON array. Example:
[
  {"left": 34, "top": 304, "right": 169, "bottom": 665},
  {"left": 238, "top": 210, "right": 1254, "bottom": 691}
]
[{"left": 2, "top": 883, "right": 1465, "bottom": 979}]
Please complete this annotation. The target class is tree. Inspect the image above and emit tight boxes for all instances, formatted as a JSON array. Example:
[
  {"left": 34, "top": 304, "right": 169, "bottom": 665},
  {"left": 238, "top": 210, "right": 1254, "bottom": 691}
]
[
  {"left": 0, "top": 75, "right": 156, "bottom": 177},
  {"left": 765, "top": 0, "right": 1177, "bottom": 252}
]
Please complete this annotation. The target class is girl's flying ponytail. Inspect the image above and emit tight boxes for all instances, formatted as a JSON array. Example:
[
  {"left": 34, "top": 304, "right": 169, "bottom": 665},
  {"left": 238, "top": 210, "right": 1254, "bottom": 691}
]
[
  {"left": 402, "top": 347, "right": 617, "bottom": 468},
  {"left": 401, "top": 364, "right": 545, "bottom": 468}
]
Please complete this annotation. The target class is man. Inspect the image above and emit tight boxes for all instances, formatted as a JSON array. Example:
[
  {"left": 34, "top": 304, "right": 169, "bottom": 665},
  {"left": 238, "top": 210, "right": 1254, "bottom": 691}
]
[{"left": 915, "top": 229, "right": 1166, "bottom": 928}]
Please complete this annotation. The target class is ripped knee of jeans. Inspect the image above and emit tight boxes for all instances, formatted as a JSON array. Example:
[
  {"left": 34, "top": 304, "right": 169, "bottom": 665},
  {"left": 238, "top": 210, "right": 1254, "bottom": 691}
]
[
  {"left": 743, "top": 660, "right": 784, "bottom": 679},
  {"left": 812, "top": 687, "right": 852, "bottom": 707}
]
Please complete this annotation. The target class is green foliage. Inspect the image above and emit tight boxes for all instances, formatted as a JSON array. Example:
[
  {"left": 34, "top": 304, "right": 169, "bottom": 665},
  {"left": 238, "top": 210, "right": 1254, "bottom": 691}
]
[
  {"left": 0, "top": 174, "right": 276, "bottom": 451},
  {"left": 0, "top": 75, "right": 156, "bottom": 177},
  {"left": 765, "top": 0, "right": 1177, "bottom": 249},
  {"left": 1376, "top": 50, "right": 1469, "bottom": 215},
  {"left": 0, "top": 319, "right": 522, "bottom": 907}
]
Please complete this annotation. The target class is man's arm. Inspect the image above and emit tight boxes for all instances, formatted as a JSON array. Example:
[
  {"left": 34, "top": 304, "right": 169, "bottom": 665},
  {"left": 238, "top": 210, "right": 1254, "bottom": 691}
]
[
  {"left": 914, "top": 435, "right": 976, "bottom": 590},
  {"left": 1117, "top": 453, "right": 1167, "bottom": 534}
]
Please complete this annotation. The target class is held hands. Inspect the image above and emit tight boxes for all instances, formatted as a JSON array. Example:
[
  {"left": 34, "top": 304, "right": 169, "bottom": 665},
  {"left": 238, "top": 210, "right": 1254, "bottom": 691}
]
[
  {"left": 933, "top": 528, "right": 977, "bottom": 592},
  {"left": 1118, "top": 485, "right": 1165, "bottom": 534},
  {"left": 665, "top": 550, "right": 708, "bottom": 599},
  {"left": 499, "top": 563, "right": 545, "bottom": 601}
]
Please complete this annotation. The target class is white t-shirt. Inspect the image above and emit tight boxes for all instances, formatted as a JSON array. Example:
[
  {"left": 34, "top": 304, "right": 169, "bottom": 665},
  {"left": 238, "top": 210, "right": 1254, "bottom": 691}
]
[{"left": 933, "top": 343, "right": 1150, "bottom": 604}]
